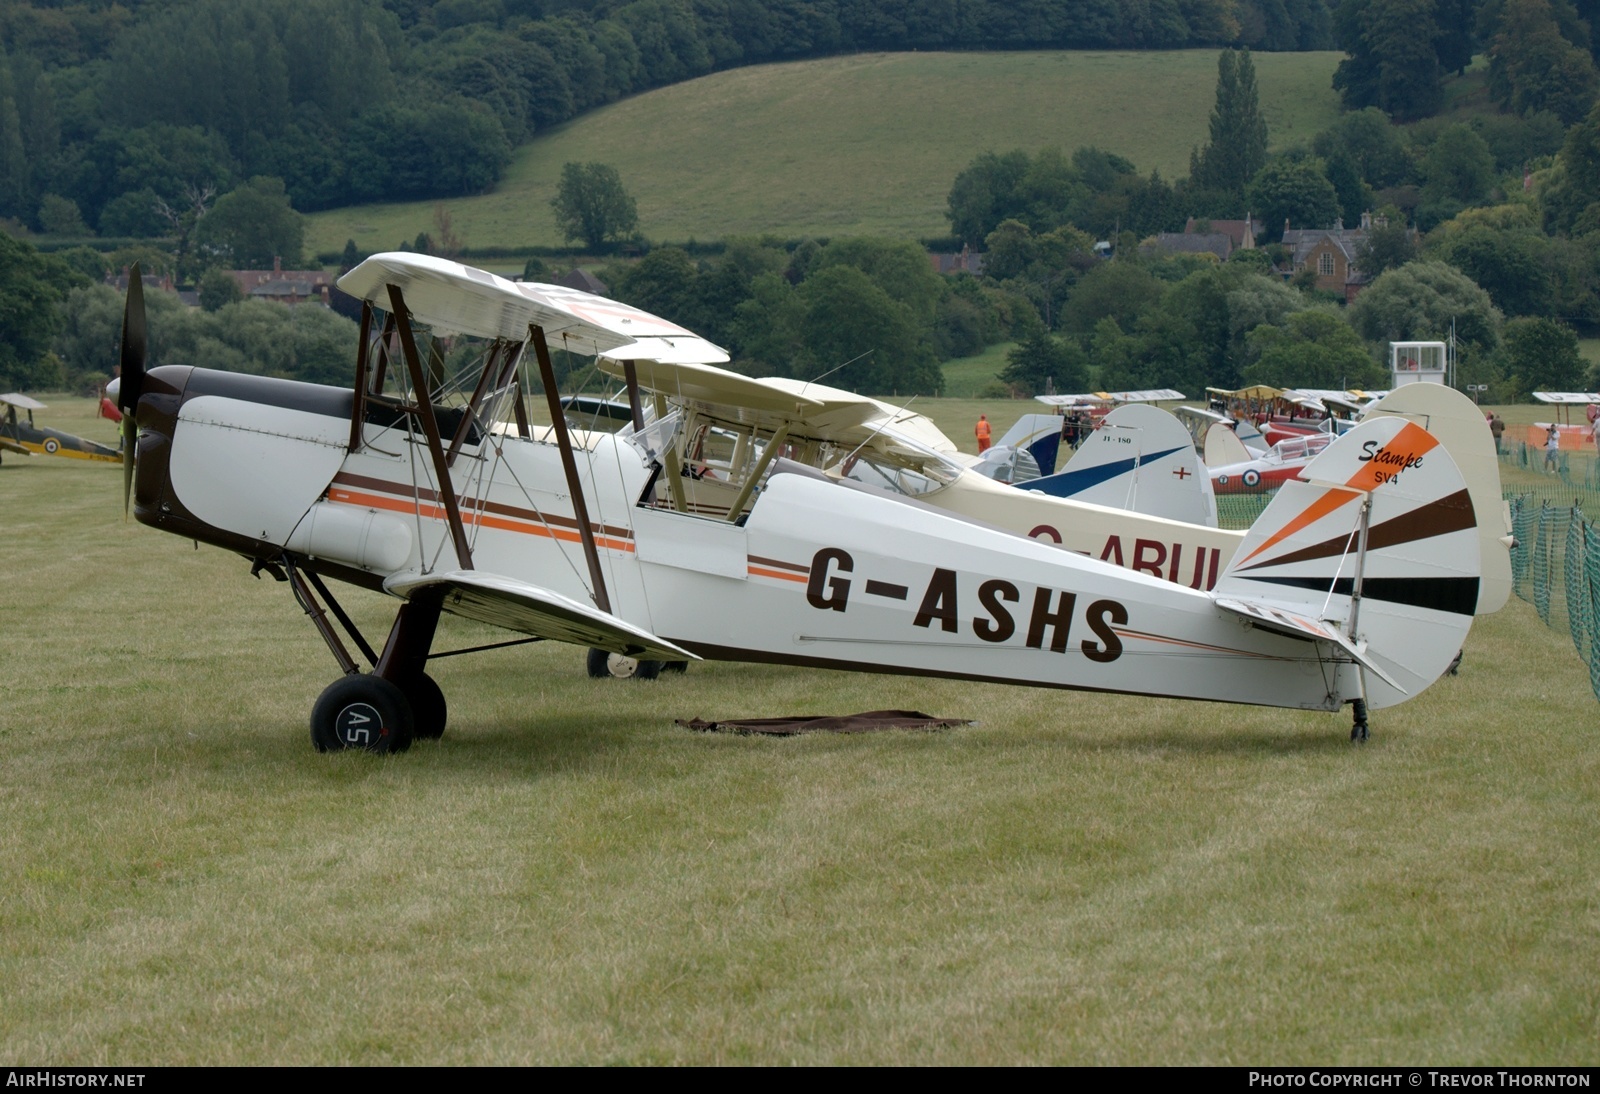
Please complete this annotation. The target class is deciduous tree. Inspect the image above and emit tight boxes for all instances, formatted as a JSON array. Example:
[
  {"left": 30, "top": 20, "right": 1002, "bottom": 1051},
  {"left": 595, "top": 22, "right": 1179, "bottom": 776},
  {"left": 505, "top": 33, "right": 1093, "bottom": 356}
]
[
  {"left": 1347, "top": 260, "right": 1502, "bottom": 349},
  {"left": 1500, "top": 315, "right": 1586, "bottom": 394},
  {"left": 194, "top": 176, "right": 304, "bottom": 269},
  {"left": 550, "top": 161, "right": 639, "bottom": 250}
]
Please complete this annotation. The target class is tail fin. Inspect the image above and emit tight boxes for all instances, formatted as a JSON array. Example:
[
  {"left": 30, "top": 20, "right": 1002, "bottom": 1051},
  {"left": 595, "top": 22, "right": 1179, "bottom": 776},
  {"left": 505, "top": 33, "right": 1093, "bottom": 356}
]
[
  {"left": 1203, "top": 421, "right": 1252, "bottom": 467},
  {"left": 992, "top": 413, "right": 1066, "bottom": 475},
  {"left": 1020, "top": 403, "right": 1216, "bottom": 527},
  {"left": 1212, "top": 416, "right": 1479, "bottom": 710},
  {"left": 1363, "top": 383, "right": 1510, "bottom": 615},
  {"left": 1234, "top": 415, "right": 1268, "bottom": 453}
]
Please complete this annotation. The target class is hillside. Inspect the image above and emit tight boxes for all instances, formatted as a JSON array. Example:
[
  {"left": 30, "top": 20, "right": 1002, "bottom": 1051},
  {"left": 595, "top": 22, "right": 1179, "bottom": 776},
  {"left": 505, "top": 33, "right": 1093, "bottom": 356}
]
[{"left": 306, "top": 50, "right": 1343, "bottom": 257}]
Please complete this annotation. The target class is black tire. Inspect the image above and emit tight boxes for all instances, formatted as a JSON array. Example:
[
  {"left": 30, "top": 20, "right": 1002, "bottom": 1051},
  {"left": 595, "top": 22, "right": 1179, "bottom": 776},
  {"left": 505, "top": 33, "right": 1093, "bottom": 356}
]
[
  {"left": 400, "top": 673, "right": 447, "bottom": 741},
  {"left": 662, "top": 660, "right": 689, "bottom": 674},
  {"left": 585, "top": 647, "right": 661, "bottom": 680},
  {"left": 310, "top": 675, "right": 414, "bottom": 754}
]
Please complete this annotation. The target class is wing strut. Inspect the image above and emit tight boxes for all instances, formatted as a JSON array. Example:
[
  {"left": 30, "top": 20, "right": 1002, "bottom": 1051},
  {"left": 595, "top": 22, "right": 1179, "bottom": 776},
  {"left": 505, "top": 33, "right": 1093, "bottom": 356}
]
[
  {"left": 531, "top": 323, "right": 612, "bottom": 614},
  {"left": 349, "top": 301, "right": 373, "bottom": 453},
  {"left": 622, "top": 361, "right": 645, "bottom": 432},
  {"left": 724, "top": 422, "right": 790, "bottom": 522},
  {"left": 386, "top": 283, "right": 474, "bottom": 570}
]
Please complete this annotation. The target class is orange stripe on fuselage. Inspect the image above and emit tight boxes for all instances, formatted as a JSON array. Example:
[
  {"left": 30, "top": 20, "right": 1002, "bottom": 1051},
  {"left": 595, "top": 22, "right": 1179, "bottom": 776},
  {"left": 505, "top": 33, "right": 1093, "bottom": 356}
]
[
  {"left": 328, "top": 488, "right": 636, "bottom": 553},
  {"left": 748, "top": 565, "right": 809, "bottom": 583}
]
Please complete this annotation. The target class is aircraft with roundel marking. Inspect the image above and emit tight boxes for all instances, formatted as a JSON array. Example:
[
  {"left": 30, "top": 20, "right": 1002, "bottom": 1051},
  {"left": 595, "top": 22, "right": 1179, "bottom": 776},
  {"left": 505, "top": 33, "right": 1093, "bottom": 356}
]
[{"left": 1, "top": 393, "right": 121, "bottom": 466}]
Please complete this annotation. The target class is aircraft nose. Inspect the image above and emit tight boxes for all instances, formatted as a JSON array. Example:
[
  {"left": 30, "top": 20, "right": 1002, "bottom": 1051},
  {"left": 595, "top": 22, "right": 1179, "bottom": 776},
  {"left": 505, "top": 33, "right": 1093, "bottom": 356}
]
[{"left": 126, "top": 366, "right": 189, "bottom": 523}]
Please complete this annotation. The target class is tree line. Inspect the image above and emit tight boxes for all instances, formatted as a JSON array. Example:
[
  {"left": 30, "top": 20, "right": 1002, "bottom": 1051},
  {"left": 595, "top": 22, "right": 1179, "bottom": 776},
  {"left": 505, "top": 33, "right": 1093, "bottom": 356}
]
[
  {"left": 1334, "top": 0, "right": 1600, "bottom": 122},
  {"left": 585, "top": 44, "right": 1597, "bottom": 403},
  {"left": 0, "top": 0, "right": 1337, "bottom": 235}
]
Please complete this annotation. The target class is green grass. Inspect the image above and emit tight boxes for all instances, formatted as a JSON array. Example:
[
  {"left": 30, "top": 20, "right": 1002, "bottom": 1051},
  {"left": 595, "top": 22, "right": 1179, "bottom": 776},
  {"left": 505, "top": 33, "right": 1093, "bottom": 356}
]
[
  {"left": 940, "top": 341, "right": 1015, "bottom": 398},
  {"left": 3, "top": 396, "right": 1597, "bottom": 1064},
  {"left": 307, "top": 50, "right": 1344, "bottom": 257}
]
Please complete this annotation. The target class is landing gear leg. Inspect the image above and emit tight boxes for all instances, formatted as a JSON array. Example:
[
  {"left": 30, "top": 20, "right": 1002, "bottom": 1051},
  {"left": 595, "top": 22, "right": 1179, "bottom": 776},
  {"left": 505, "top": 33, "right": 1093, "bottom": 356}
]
[
  {"left": 1350, "top": 698, "right": 1369, "bottom": 743},
  {"left": 286, "top": 558, "right": 447, "bottom": 752},
  {"left": 373, "top": 595, "right": 446, "bottom": 739}
]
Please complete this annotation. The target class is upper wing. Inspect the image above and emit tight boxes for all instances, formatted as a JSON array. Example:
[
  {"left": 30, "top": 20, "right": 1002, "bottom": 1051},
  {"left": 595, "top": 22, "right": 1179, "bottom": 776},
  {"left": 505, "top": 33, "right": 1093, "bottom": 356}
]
[
  {"left": 338, "top": 253, "right": 728, "bottom": 363},
  {"left": 384, "top": 570, "right": 697, "bottom": 662}
]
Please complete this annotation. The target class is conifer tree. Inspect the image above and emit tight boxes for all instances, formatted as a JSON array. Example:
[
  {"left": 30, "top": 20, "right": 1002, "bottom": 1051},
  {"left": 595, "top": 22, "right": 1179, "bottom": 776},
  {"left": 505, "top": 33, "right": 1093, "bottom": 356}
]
[{"left": 1189, "top": 49, "right": 1269, "bottom": 204}]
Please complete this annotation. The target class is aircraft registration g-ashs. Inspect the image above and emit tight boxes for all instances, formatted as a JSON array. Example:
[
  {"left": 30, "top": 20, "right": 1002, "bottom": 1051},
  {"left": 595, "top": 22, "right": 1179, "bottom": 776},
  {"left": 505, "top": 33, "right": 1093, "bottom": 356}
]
[
  {"left": 117, "top": 254, "right": 1484, "bottom": 753},
  {"left": 593, "top": 354, "right": 1509, "bottom": 615},
  {"left": 1, "top": 393, "right": 121, "bottom": 465}
]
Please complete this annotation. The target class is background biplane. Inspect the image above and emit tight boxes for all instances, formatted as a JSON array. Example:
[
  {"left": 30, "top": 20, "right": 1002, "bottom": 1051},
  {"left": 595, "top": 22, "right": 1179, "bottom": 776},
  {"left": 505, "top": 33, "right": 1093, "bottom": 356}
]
[{"left": 0, "top": 392, "right": 120, "bottom": 466}]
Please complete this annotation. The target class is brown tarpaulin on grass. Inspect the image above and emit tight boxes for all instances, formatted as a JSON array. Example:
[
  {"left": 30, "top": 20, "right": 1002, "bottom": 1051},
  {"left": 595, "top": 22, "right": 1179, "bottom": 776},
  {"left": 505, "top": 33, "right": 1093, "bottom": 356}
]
[{"left": 676, "top": 709, "right": 970, "bottom": 736}]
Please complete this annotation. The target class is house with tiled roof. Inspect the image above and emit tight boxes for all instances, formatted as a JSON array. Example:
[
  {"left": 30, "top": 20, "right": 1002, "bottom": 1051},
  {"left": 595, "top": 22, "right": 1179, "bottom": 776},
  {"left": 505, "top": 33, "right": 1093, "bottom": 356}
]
[
  {"left": 1185, "top": 215, "right": 1256, "bottom": 252},
  {"left": 222, "top": 257, "right": 335, "bottom": 306},
  {"left": 1146, "top": 231, "right": 1233, "bottom": 261},
  {"left": 1144, "top": 214, "right": 1257, "bottom": 261},
  {"left": 1281, "top": 213, "right": 1385, "bottom": 302},
  {"left": 558, "top": 267, "right": 610, "bottom": 296},
  {"left": 928, "top": 245, "right": 985, "bottom": 275}
]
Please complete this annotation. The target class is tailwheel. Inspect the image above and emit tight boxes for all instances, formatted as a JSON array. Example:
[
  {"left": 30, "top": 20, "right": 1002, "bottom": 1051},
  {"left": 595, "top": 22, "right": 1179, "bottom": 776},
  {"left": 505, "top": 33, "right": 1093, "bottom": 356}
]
[
  {"left": 586, "top": 647, "right": 661, "bottom": 680},
  {"left": 1350, "top": 698, "right": 1369, "bottom": 744},
  {"left": 311, "top": 674, "right": 415, "bottom": 754},
  {"left": 400, "top": 672, "right": 448, "bottom": 741}
]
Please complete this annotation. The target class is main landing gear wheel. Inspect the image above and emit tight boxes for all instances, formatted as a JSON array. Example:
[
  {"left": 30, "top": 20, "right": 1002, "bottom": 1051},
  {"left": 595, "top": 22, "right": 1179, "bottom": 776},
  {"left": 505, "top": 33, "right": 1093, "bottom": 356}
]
[
  {"left": 586, "top": 647, "right": 661, "bottom": 680},
  {"left": 311, "top": 675, "right": 415, "bottom": 754},
  {"left": 1350, "top": 698, "right": 1370, "bottom": 744},
  {"left": 400, "top": 673, "right": 447, "bottom": 741},
  {"left": 662, "top": 660, "right": 689, "bottom": 674}
]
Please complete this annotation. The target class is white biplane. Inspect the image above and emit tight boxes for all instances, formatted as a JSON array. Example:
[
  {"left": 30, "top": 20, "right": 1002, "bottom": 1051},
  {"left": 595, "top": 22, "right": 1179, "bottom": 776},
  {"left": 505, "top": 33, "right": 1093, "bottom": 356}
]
[{"left": 118, "top": 255, "right": 1487, "bottom": 752}]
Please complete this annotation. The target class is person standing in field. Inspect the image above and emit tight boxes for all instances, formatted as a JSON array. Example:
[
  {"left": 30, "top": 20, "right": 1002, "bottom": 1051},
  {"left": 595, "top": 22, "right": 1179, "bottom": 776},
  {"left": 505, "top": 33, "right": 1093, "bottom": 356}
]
[
  {"left": 1489, "top": 413, "right": 1505, "bottom": 454},
  {"left": 975, "top": 414, "right": 991, "bottom": 453},
  {"left": 1545, "top": 424, "right": 1561, "bottom": 470}
]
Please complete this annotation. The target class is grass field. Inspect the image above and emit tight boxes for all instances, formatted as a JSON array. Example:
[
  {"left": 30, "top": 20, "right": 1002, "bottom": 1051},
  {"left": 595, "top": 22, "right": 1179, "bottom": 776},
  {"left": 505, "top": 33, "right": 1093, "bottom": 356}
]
[
  {"left": 2, "top": 396, "right": 1597, "bottom": 1064},
  {"left": 306, "top": 50, "right": 1344, "bottom": 257}
]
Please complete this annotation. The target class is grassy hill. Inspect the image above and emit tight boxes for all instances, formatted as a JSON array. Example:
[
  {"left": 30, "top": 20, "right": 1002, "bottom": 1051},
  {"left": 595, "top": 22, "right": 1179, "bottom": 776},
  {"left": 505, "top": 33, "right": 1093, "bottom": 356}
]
[{"left": 308, "top": 50, "right": 1343, "bottom": 258}]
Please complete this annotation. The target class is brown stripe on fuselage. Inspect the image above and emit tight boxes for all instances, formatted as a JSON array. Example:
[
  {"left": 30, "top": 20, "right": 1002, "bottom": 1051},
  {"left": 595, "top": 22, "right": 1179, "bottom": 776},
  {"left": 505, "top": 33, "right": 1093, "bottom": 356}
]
[{"left": 747, "top": 554, "right": 810, "bottom": 574}]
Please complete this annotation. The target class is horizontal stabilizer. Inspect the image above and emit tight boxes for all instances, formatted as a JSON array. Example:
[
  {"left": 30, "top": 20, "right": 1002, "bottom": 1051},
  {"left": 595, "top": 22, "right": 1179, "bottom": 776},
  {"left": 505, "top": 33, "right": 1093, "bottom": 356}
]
[
  {"left": 385, "top": 570, "right": 697, "bottom": 662},
  {"left": 1212, "top": 597, "right": 1403, "bottom": 692}
]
